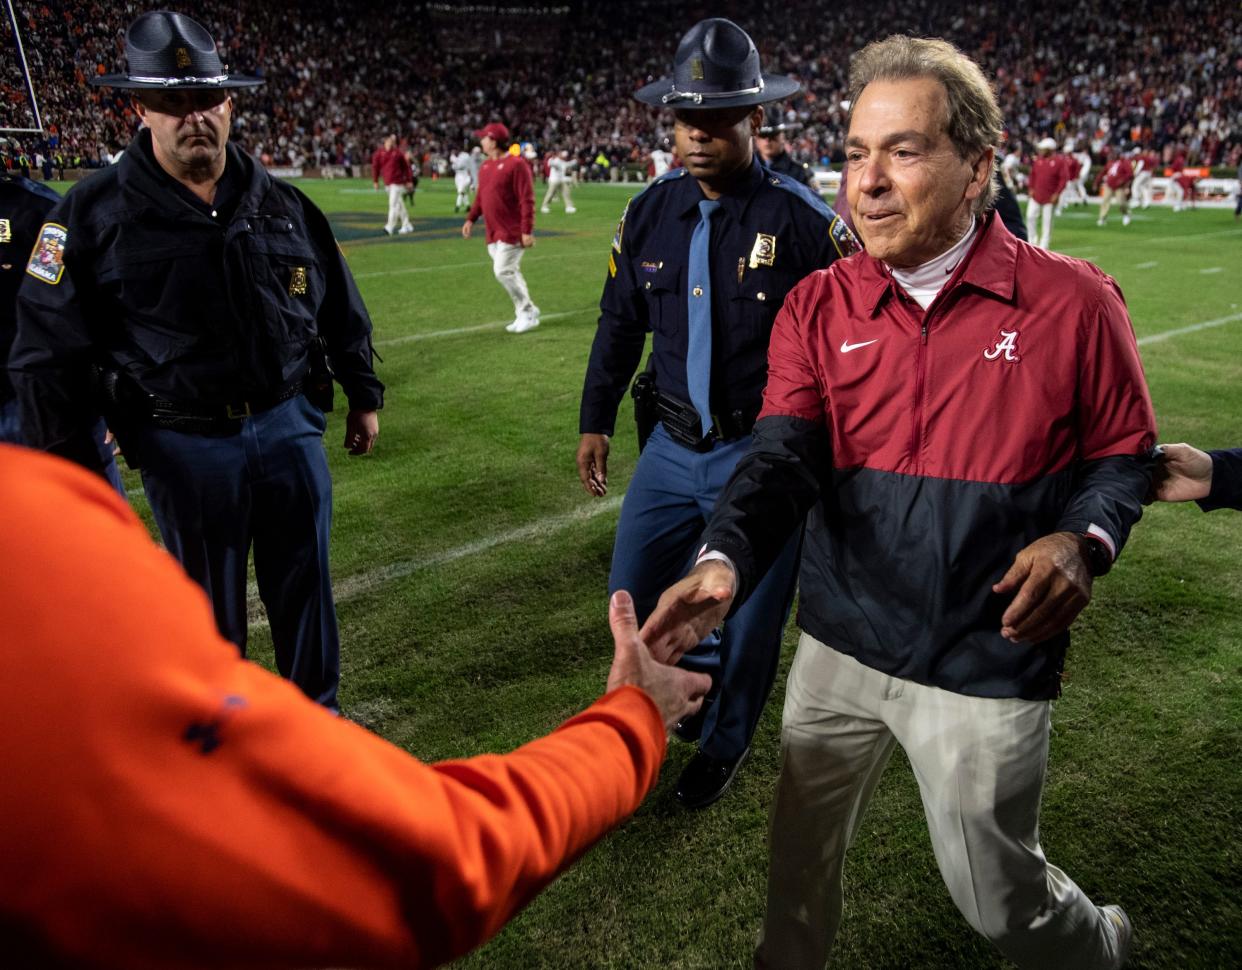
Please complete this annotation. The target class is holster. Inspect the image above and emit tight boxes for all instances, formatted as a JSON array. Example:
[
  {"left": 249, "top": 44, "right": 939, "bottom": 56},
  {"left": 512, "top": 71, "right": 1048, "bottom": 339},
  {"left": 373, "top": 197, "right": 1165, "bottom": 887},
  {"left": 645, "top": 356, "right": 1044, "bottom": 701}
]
[
  {"left": 630, "top": 355, "right": 658, "bottom": 452},
  {"left": 98, "top": 366, "right": 146, "bottom": 470},
  {"left": 306, "top": 337, "right": 335, "bottom": 412}
]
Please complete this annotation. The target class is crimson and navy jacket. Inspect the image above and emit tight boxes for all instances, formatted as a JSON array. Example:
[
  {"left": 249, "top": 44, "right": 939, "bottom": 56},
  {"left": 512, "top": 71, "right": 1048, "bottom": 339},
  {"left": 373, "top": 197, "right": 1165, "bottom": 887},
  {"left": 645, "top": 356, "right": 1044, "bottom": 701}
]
[
  {"left": 702, "top": 211, "right": 1157, "bottom": 700},
  {"left": 9, "top": 129, "right": 383, "bottom": 472}
]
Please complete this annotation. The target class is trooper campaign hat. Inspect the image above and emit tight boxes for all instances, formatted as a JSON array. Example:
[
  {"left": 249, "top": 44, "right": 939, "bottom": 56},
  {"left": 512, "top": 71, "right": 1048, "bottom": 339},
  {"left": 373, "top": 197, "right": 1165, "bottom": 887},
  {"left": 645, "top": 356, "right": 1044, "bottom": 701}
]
[
  {"left": 90, "top": 11, "right": 264, "bottom": 90},
  {"left": 634, "top": 18, "right": 800, "bottom": 109},
  {"left": 756, "top": 106, "right": 803, "bottom": 137}
]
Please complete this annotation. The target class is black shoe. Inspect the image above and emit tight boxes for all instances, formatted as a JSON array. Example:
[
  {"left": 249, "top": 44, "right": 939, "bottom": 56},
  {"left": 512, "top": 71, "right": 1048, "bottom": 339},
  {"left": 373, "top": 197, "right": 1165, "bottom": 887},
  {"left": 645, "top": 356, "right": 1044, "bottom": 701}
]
[
  {"left": 675, "top": 747, "right": 750, "bottom": 809},
  {"left": 673, "top": 703, "right": 709, "bottom": 743}
]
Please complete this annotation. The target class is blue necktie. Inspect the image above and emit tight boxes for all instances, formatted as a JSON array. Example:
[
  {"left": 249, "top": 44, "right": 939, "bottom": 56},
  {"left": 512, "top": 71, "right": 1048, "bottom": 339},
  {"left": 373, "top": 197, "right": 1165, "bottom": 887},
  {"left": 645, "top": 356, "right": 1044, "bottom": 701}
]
[{"left": 687, "top": 198, "right": 721, "bottom": 439}]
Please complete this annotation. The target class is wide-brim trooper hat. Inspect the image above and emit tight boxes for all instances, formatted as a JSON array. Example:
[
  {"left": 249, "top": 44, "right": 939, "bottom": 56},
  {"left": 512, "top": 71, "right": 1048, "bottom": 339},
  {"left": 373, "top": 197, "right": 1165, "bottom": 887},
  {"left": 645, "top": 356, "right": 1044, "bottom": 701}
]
[
  {"left": 634, "top": 18, "right": 800, "bottom": 109},
  {"left": 90, "top": 11, "right": 264, "bottom": 90}
]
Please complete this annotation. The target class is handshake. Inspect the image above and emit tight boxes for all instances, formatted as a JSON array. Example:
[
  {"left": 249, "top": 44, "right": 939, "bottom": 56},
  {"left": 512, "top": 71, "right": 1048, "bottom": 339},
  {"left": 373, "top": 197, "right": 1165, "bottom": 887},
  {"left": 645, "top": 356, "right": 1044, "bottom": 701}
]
[{"left": 606, "top": 560, "right": 738, "bottom": 728}]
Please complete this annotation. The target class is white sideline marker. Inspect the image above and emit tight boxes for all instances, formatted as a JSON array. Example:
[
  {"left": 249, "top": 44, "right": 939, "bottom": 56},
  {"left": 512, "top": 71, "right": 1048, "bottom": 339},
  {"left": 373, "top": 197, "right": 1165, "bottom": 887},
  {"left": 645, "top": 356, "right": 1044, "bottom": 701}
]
[
  {"left": 374, "top": 307, "right": 596, "bottom": 347},
  {"left": 247, "top": 496, "right": 623, "bottom": 626}
]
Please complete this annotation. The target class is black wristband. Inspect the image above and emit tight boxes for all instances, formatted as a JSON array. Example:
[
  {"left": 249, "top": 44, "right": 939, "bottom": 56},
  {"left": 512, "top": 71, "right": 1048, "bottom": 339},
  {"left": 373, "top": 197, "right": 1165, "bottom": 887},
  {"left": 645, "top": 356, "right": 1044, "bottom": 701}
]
[{"left": 1081, "top": 535, "right": 1112, "bottom": 577}]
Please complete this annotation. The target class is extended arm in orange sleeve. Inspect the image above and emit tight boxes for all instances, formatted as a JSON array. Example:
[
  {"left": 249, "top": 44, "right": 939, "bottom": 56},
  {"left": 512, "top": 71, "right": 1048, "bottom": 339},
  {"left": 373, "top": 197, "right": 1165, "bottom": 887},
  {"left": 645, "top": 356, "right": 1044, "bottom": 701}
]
[{"left": 0, "top": 446, "right": 667, "bottom": 970}]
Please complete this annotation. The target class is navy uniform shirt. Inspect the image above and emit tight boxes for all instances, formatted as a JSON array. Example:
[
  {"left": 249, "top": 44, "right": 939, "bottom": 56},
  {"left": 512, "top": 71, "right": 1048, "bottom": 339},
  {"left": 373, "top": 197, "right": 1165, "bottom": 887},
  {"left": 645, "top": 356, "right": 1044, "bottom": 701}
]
[
  {"left": 0, "top": 175, "right": 60, "bottom": 403},
  {"left": 10, "top": 129, "right": 383, "bottom": 471},
  {"left": 580, "top": 158, "right": 857, "bottom": 436}
]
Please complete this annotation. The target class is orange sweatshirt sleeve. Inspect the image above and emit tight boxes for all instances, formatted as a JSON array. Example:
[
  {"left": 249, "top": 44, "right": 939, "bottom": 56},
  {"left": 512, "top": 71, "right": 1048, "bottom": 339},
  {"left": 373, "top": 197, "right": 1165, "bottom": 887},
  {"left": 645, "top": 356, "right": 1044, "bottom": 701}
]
[{"left": 0, "top": 446, "right": 667, "bottom": 970}]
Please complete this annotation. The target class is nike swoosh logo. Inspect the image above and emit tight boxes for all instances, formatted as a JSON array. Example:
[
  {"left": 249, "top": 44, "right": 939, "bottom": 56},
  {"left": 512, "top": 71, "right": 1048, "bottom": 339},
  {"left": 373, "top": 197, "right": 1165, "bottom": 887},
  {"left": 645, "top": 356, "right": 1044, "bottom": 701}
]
[{"left": 840, "top": 339, "right": 879, "bottom": 353}]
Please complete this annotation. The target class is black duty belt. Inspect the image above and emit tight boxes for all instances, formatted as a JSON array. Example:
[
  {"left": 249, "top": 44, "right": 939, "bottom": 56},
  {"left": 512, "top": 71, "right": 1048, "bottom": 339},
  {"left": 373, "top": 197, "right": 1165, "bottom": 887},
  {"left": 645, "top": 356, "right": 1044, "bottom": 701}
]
[
  {"left": 655, "top": 390, "right": 757, "bottom": 452},
  {"left": 147, "top": 381, "right": 304, "bottom": 435}
]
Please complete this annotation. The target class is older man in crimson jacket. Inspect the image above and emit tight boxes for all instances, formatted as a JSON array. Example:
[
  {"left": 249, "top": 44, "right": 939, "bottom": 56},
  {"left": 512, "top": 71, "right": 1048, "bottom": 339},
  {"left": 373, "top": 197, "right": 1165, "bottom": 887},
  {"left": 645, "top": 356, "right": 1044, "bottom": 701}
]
[{"left": 644, "top": 35, "right": 1152, "bottom": 970}]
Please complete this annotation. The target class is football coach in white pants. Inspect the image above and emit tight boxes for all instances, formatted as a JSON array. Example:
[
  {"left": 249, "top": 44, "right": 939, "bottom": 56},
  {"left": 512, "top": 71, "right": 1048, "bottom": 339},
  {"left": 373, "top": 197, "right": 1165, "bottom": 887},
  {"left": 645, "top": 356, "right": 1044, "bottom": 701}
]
[{"left": 643, "top": 34, "right": 1155, "bottom": 970}]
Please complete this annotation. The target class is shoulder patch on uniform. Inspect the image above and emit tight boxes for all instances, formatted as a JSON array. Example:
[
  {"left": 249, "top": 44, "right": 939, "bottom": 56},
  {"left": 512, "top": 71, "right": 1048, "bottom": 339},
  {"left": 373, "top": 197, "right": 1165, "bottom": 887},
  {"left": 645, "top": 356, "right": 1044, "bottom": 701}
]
[
  {"left": 612, "top": 197, "right": 631, "bottom": 254},
  {"left": 26, "top": 222, "right": 67, "bottom": 285},
  {"left": 829, "top": 215, "right": 862, "bottom": 259},
  {"left": 0, "top": 219, "right": 10, "bottom": 243}
]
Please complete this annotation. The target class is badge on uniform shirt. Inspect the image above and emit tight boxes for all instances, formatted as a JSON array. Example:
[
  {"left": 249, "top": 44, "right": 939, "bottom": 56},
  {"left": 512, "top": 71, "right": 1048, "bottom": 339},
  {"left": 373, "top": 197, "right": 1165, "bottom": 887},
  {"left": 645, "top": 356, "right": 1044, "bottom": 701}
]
[
  {"left": 25, "top": 222, "right": 67, "bottom": 285},
  {"left": 830, "top": 215, "right": 862, "bottom": 259},
  {"left": 749, "top": 232, "right": 777, "bottom": 269},
  {"left": 0, "top": 219, "right": 10, "bottom": 244},
  {"left": 288, "top": 266, "right": 308, "bottom": 296},
  {"left": 612, "top": 197, "right": 631, "bottom": 254}
]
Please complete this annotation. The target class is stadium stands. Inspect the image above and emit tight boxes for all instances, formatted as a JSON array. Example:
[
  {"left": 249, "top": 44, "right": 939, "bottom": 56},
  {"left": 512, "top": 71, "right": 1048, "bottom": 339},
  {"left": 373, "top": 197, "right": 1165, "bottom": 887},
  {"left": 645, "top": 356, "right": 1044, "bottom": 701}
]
[{"left": 1, "top": 0, "right": 1238, "bottom": 176}]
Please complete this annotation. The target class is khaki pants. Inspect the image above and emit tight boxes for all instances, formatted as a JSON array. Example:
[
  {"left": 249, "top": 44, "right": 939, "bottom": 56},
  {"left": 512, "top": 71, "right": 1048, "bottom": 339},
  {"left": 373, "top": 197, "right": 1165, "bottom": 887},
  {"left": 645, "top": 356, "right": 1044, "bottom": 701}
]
[
  {"left": 385, "top": 183, "right": 412, "bottom": 232},
  {"left": 1026, "top": 198, "right": 1054, "bottom": 249},
  {"left": 755, "top": 634, "right": 1124, "bottom": 970},
  {"left": 487, "top": 241, "right": 535, "bottom": 321}
]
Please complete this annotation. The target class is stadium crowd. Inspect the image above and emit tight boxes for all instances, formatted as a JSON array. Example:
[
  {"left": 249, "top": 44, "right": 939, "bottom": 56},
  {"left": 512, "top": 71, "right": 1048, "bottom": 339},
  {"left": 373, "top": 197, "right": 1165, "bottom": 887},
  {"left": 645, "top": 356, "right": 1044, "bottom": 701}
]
[{"left": 2, "top": 0, "right": 1240, "bottom": 175}]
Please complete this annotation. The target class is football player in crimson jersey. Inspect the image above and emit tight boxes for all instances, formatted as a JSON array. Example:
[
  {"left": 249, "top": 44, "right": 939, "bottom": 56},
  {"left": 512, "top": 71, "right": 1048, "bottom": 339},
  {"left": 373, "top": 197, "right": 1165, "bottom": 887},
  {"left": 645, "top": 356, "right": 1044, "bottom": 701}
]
[{"left": 1097, "top": 150, "right": 1134, "bottom": 226}]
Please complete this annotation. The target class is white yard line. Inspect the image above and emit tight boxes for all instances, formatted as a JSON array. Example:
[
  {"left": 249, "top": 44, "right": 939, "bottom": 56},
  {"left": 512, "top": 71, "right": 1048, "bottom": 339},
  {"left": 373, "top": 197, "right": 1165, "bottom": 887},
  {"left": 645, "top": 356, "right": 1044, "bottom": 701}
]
[
  {"left": 1136, "top": 312, "right": 1242, "bottom": 346},
  {"left": 353, "top": 248, "right": 600, "bottom": 279},
  {"left": 248, "top": 495, "right": 623, "bottom": 626},
  {"left": 374, "top": 307, "right": 596, "bottom": 347},
  {"left": 1134, "top": 261, "right": 1159, "bottom": 269},
  {"left": 1061, "top": 227, "right": 1242, "bottom": 256},
  {"left": 1199, "top": 267, "right": 1224, "bottom": 274}
]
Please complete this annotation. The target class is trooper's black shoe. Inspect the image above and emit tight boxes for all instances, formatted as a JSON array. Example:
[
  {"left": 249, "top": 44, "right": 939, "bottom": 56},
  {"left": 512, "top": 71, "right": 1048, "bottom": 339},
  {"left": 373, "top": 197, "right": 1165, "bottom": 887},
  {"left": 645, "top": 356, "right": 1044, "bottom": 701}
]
[
  {"left": 675, "top": 746, "right": 750, "bottom": 809},
  {"left": 673, "top": 704, "right": 708, "bottom": 743},
  {"left": 672, "top": 691, "right": 718, "bottom": 743}
]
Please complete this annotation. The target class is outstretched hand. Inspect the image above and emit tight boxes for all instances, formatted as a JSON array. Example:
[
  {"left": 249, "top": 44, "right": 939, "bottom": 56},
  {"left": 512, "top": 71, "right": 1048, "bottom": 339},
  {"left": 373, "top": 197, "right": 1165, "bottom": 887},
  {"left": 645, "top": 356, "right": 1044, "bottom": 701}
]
[
  {"left": 639, "top": 561, "right": 736, "bottom": 664},
  {"left": 606, "top": 591, "right": 712, "bottom": 731},
  {"left": 993, "top": 532, "right": 1092, "bottom": 644},
  {"left": 1148, "top": 443, "right": 1213, "bottom": 503}
]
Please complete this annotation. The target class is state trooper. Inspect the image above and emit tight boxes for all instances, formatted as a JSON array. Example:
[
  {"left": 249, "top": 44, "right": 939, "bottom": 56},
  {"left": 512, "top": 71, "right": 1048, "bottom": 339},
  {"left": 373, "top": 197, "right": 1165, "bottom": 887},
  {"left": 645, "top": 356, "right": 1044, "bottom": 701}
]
[
  {"left": 9, "top": 11, "right": 384, "bottom": 710},
  {"left": 754, "top": 107, "right": 816, "bottom": 188},
  {"left": 576, "top": 18, "right": 858, "bottom": 808}
]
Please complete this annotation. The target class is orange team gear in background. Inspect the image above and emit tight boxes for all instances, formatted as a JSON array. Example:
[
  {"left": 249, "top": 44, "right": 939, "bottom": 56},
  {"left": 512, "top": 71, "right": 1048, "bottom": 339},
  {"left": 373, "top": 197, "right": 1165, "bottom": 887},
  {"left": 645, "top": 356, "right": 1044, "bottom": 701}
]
[{"left": 0, "top": 445, "right": 667, "bottom": 969}]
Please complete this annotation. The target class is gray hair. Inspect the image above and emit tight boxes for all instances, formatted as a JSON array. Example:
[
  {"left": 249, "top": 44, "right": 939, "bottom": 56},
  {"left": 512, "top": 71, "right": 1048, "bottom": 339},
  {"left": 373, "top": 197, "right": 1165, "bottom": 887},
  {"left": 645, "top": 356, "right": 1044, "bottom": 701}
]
[{"left": 847, "top": 35, "right": 1002, "bottom": 213}]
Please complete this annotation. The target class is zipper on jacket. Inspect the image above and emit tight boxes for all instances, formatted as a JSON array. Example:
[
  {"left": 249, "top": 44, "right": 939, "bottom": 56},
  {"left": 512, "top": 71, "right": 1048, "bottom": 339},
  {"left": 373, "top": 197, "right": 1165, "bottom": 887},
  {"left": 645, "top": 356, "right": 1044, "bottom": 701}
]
[{"left": 908, "top": 314, "right": 930, "bottom": 474}]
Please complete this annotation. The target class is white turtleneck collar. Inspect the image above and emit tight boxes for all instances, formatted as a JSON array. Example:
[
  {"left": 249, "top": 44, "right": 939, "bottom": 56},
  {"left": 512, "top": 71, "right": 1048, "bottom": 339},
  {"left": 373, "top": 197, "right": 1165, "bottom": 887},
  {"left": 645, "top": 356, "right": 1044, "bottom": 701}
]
[{"left": 887, "top": 217, "right": 978, "bottom": 310}]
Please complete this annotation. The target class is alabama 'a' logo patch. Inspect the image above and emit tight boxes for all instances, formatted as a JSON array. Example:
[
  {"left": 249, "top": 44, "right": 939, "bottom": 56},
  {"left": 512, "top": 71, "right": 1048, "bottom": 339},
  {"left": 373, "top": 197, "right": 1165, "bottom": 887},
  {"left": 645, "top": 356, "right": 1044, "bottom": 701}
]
[
  {"left": 26, "top": 222, "right": 67, "bottom": 285},
  {"left": 983, "top": 329, "right": 1021, "bottom": 362}
]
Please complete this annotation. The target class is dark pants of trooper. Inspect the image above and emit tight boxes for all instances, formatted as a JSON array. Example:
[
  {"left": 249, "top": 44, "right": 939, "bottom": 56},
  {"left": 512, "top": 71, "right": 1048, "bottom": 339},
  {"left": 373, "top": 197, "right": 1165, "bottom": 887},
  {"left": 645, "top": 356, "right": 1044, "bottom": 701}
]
[
  {"left": 608, "top": 423, "right": 801, "bottom": 761},
  {"left": 129, "top": 394, "right": 340, "bottom": 709}
]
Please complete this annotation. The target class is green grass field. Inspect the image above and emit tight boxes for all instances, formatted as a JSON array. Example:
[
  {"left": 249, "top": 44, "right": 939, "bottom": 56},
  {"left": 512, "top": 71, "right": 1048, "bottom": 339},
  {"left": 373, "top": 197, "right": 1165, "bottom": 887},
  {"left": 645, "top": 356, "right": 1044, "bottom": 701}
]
[{"left": 118, "top": 177, "right": 1242, "bottom": 968}]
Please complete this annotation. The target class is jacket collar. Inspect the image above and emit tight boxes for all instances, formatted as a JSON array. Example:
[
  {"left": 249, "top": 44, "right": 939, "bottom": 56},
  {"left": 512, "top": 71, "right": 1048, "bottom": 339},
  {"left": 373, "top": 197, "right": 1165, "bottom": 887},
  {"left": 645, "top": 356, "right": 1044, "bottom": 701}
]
[
  {"left": 672, "top": 155, "right": 767, "bottom": 223},
  {"left": 856, "top": 209, "right": 1018, "bottom": 317},
  {"left": 119, "top": 128, "right": 264, "bottom": 215}
]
